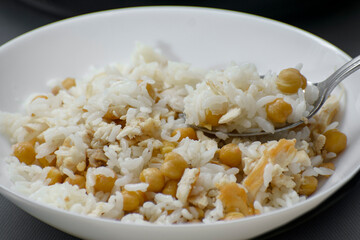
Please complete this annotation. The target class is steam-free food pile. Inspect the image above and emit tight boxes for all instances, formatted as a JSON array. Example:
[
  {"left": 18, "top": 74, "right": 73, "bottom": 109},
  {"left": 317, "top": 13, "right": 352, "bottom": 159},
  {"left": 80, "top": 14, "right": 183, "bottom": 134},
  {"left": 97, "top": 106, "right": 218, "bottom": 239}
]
[{"left": 0, "top": 44, "right": 346, "bottom": 224}]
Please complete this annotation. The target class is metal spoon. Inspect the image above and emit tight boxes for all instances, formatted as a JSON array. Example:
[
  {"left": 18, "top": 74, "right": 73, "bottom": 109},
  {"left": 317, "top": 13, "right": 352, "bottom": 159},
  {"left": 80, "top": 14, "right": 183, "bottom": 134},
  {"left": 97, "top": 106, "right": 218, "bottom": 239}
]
[{"left": 190, "top": 55, "right": 360, "bottom": 137}]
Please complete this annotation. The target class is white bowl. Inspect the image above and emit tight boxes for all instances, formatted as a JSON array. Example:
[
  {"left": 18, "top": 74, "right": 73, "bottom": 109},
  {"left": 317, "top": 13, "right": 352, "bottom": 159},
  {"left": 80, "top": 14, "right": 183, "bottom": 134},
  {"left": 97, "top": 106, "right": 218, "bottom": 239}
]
[{"left": 1, "top": 6, "right": 359, "bottom": 240}]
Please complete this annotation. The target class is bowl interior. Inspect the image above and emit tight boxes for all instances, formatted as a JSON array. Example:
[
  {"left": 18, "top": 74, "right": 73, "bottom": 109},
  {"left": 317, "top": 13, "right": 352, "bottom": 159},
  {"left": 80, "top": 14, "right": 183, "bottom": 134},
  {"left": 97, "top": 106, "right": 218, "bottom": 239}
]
[{"left": 0, "top": 7, "right": 359, "bottom": 240}]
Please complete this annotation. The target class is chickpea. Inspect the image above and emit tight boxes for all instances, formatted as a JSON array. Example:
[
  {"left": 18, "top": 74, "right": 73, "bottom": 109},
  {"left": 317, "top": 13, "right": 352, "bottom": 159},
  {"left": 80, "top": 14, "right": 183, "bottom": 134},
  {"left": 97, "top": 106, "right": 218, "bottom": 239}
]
[
  {"left": 323, "top": 129, "right": 347, "bottom": 154},
  {"left": 204, "top": 109, "right": 223, "bottom": 127},
  {"left": 94, "top": 174, "right": 116, "bottom": 193},
  {"left": 136, "top": 190, "right": 146, "bottom": 205},
  {"left": 161, "top": 152, "right": 188, "bottom": 180},
  {"left": 219, "top": 143, "right": 242, "bottom": 167},
  {"left": 13, "top": 142, "right": 36, "bottom": 165},
  {"left": 46, "top": 167, "right": 63, "bottom": 185},
  {"left": 61, "top": 77, "right": 76, "bottom": 90},
  {"left": 121, "top": 190, "right": 145, "bottom": 212},
  {"left": 140, "top": 168, "right": 165, "bottom": 192},
  {"left": 64, "top": 175, "right": 86, "bottom": 189},
  {"left": 276, "top": 68, "right": 307, "bottom": 94},
  {"left": 161, "top": 141, "right": 176, "bottom": 155},
  {"left": 171, "top": 127, "right": 197, "bottom": 142},
  {"left": 298, "top": 176, "right": 318, "bottom": 196},
  {"left": 266, "top": 98, "right": 293, "bottom": 124},
  {"left": 223, "top": 212, "right": 245, "bottom": 221},
  {"left": 162, "top": 180, "right": 178, "bottom": 198},
  {"left": 38, "top": 156, "right": 56, "bottom": 168}
]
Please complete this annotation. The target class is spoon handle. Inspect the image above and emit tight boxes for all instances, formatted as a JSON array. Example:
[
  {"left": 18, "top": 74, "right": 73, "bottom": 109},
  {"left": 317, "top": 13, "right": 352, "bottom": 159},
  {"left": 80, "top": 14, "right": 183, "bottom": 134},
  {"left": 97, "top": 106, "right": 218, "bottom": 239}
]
[{"left": 319, "top": 55, "right": 360, "bottom": 98}]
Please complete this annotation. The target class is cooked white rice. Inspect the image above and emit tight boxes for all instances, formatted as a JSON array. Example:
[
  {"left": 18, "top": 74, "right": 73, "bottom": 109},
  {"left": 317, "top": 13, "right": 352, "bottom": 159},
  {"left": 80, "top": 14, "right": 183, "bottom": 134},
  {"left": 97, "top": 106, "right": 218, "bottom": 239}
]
[
  {"left": 0, "top": 43, "right": 344, "bottom": 224},
  {"left": 183, "top": 61, "right": 319, "bottom": 133}
]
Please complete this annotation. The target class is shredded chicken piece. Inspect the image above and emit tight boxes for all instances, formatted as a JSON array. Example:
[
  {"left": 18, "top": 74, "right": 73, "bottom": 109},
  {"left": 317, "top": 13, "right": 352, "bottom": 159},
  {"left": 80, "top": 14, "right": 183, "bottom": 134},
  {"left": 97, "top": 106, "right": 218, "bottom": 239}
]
[
  {"left": 294, "top": 150, "right": 311, "bottom": 167},
  {"left": 313, "top": 133, "right": 326, "bottom": 154},
  {"left": 176, "top": 168, "right": 200, "bottom": 204},
  {"left": 87, "top": 149, "right": 108, "bottom": 167},
  {"left": 188, "top": 191, "right": 209, "bottom": 209},
  {"left": 217, "top": 182, "right": 252, "bottom": 216},
  {"left": 56, "top": 145, "right": 86, "bottom": 174},
  {"left": 55, "top": 136, "right": 86, "bottom": 174},
  {"left": 140, "top": 118, "right": 161, "bottom": 137},
  {"left": 242, "top": 139, "right": 297, "bottom": 202},
  {"left": 272, "top": 175, "right": 296, "bottom": 189}
]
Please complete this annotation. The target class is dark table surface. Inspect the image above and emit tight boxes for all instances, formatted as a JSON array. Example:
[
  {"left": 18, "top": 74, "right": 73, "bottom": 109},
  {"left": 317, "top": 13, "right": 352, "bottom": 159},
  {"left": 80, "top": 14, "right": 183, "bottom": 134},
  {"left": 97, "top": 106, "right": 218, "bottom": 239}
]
[{"left": 1, "top": 0, "right": 360, "bottom": 239}]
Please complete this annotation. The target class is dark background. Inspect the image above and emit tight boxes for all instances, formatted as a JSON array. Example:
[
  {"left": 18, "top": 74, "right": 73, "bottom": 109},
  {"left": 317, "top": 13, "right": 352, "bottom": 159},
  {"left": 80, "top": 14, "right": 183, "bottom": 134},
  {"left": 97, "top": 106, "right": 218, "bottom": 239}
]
[{"left": 0, "top": 0, "right": 360, "bottom": 239}]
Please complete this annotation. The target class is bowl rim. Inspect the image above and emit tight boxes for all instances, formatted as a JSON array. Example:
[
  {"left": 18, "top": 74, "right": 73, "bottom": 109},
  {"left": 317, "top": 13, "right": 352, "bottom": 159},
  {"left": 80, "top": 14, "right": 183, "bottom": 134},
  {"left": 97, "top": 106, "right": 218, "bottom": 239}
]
[
  {"left": 0, "top": 5, "right": 352, "bottom": 58},
  {"left": 0, "top": 5, "right": 356, "bottom": 230}
]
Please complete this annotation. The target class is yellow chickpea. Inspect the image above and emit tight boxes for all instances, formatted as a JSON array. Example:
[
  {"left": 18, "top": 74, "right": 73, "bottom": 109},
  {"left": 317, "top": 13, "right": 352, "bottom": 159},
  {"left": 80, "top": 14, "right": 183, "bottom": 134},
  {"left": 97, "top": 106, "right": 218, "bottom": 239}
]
[
  {"left": 94, "top": 174, "right": 116, "bottom": 193},
  {"left": 223, "top": 212, "right": 245, "bottom": 221},
  {"left": 323, "top": 129, "right": 347, "bottom": 154},
  {"left": 162, "top": 180, "right": 179, "bottom": 198},
  {"left": 160, "top": 152, "right": 188, "bottom": 180},
  {"left": 38, "top": 156, "right": 56, "bottom": 168},
  {"left": 13, "top": 142, "right": 36, "bottom": 165},
  {"left": 140, "top": 168, "right": 165, "bottom": 192},
  {"left": 161, "top": 141, "right": 177, "bottom": 155},
  {"left": 276, "top": 68, "right": 307, "bottom": 94},
  {"left": 266, "top": 98, "right": 293, "bottom": 124},
  {"left": 121, "top": 190, "right": 145, "bottom": 212},
  {"left": 219, "top": 143, "right": 242, "bottom": 167},
  {"left": 171, "top": 127, "right": 197, "bottom": 142},
  {"left": 61, "top": 77, "right": 76, "bottom": 90},
  {"left": 298, "top": 176, "right": 318, "bottom": 196},
  {"left": 64, "top": 175, "right": 86, "bottom": 189},
  {"left": 136, "top": 190, "right": 146, "bottom": 205},
  {"left": 46, "top": 167, "right": 63, "bottom": 185},
  {"left": 204, "top": 109, "right": 223, "bottom": 127}
]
